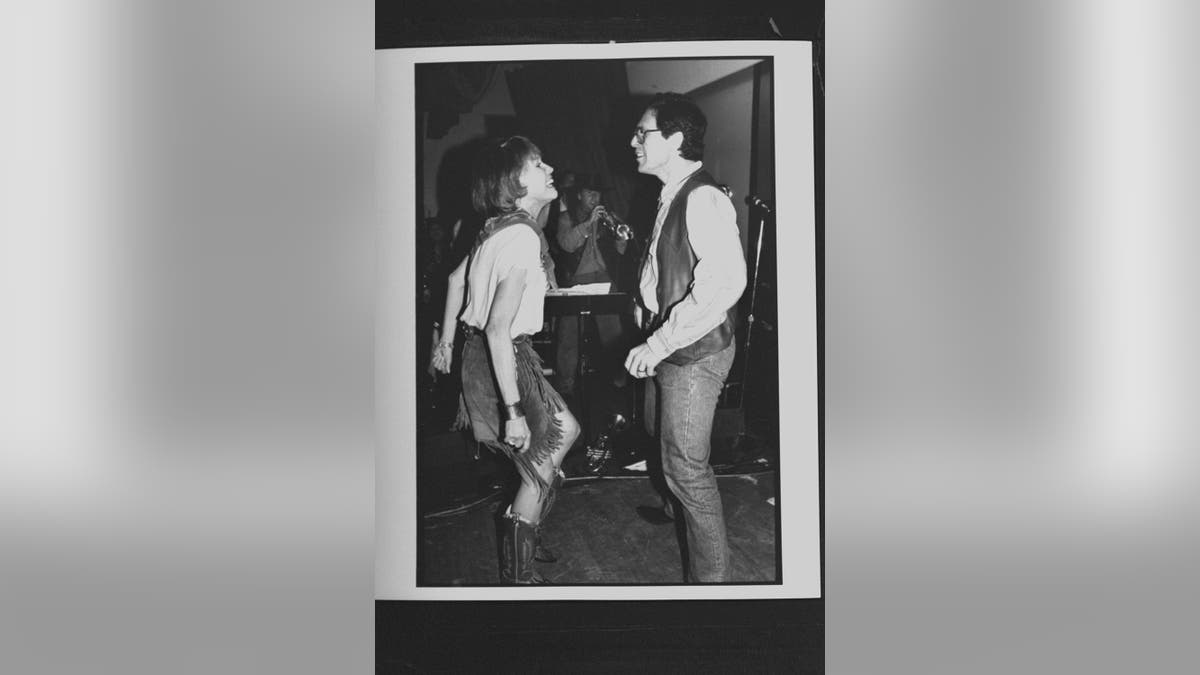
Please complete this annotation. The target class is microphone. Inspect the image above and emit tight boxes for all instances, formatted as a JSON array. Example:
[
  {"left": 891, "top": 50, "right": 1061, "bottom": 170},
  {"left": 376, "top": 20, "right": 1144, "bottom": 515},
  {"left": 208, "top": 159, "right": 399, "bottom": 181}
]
[{"left": 745, "top": 195, "right": 773, "bottom": 214}]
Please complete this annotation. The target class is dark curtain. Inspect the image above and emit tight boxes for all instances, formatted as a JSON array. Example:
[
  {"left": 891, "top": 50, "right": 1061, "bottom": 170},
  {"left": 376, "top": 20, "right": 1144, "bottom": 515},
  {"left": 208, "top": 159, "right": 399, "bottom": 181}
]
[
  {"left": 417, "top": 63, "right": 498, "bottom": 139},
  {"left": 504, "top": 61, "right": 635, "bottom": 222}
]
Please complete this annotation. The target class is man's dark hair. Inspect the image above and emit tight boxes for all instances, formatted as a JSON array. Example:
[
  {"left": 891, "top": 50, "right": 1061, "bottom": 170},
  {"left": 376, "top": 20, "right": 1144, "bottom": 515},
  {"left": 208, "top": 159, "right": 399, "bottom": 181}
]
[
  {"left": 470, "top": 135, "right": 541, "bottom": 217},
  {"left": 647, "top": 93, "right": 706, "bottom": 161}
]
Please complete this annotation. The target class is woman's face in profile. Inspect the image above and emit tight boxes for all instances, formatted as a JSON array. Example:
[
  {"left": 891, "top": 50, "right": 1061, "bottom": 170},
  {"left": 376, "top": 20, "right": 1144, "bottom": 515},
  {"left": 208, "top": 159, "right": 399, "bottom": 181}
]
[{"left": 518, "top": 155, "right": 557, "bottom": 204}]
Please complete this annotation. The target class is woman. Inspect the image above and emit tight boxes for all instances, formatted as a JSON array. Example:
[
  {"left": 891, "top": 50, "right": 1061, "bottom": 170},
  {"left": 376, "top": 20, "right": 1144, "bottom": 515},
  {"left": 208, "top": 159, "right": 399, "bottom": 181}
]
[{"left": 430, "top": 136, "right": 580, "bottom": 585}]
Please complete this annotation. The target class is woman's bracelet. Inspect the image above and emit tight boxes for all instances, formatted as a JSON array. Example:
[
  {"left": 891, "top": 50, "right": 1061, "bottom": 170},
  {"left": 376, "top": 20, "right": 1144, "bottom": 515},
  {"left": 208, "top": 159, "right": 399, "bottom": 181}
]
[
  {"left": 502, "top": 401, "right": 525, "bottom": 421},
  {"left": 437, "top": 341, "right": 452, "bottom": 350}
]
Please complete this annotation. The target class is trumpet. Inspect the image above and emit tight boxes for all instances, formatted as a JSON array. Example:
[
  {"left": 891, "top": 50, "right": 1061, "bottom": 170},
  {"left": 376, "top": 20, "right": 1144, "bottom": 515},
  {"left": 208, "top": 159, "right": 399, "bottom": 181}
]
[{"left": 596, "top": 209, "right": 634, "bottom": 242}]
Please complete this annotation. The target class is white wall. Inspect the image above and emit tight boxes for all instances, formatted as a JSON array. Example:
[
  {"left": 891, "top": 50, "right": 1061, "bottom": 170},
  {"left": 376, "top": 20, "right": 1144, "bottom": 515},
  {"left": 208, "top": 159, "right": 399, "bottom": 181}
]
[
  {"left": 626, "top": 59, "right": 760, "bottom": 96},
  {"left": 690, "top": 66, "right": 756, "bottom": 250}
]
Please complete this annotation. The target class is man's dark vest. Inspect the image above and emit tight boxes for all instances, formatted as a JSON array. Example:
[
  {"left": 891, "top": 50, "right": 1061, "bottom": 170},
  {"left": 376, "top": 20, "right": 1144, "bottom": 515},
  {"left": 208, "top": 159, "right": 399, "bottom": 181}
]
[{"left": 647, "top": 169, "right": 740, "bottom": 365}]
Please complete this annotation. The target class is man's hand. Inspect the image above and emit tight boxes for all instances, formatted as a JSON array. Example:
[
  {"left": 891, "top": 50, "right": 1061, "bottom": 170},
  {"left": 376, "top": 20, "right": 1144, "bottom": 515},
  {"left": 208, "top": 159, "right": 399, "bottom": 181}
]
[{"left": 625, "top": 343, "right": 665, "bottom": 379}]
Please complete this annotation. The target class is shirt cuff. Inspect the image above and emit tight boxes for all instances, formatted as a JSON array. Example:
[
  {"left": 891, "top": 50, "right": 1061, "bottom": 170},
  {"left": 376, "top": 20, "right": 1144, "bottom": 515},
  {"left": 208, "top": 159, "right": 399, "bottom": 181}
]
[{"left": 646, "top": 332, "right": 673, "bottom": 361}]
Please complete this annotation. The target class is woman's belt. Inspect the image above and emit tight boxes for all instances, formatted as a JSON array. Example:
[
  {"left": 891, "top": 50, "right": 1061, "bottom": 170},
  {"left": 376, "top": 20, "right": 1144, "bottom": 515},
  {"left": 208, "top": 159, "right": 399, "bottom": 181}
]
[{"left": 460, "top": 323, "right": 530, "bottom": 344}]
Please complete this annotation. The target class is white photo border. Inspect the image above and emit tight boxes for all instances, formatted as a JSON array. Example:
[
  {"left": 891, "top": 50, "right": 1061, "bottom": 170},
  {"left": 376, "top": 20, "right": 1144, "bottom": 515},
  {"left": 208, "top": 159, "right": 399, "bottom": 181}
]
[{"left": 377, "top": 40, "right": 819, "bottom": 601}]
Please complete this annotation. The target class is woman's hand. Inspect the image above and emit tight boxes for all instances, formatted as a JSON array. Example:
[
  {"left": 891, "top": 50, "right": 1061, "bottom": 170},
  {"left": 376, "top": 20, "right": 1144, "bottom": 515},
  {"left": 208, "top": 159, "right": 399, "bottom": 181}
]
[
  {"left": 430, "top": 342, "right": 454, "bottom": 374},
  {"left": 504, "top": 416, "right": 531, "bottom": 453}
]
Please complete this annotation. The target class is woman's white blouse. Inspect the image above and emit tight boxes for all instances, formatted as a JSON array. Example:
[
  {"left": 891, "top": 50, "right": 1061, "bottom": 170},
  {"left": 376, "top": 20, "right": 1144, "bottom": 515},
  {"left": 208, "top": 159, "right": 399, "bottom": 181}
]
[{"left": 460, "top": 225, "right": 547, "bottom": 339}]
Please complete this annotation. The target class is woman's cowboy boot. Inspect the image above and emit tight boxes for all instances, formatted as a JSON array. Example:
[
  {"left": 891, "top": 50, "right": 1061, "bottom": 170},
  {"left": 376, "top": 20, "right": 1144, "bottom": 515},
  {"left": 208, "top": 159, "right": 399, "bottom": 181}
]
[
  {"left": 534, "top": 470, "right": 566, "bottom": 563},
  {"left": 499, "top": 508, "right": 549, "bottom": 585}
]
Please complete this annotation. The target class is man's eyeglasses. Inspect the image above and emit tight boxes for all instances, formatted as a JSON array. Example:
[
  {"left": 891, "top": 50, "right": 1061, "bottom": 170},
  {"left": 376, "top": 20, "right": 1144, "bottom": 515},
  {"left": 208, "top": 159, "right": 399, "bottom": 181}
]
[{"left": 633, "top": 127, "right": 664, "bottom": 143}]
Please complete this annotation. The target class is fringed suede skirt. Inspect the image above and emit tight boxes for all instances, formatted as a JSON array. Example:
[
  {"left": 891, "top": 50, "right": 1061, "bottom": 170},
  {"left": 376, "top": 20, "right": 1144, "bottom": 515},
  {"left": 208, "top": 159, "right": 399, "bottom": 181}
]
[{"left": 460, "top": 328, "right": 567, "bottom": 486}]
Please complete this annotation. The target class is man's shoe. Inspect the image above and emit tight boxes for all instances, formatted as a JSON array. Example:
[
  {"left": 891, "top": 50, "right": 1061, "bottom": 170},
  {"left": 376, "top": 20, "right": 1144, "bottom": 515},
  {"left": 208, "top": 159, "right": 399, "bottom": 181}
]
[{"left": 635, "top": 505, "right": 674, "bottom": 525}]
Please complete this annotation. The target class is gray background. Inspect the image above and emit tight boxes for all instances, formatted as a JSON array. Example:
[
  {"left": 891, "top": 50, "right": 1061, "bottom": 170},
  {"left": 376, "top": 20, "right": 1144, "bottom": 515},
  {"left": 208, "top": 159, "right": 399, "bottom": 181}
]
[{"left": 4, "top": 1, "right": 1200, "bottom": 672}]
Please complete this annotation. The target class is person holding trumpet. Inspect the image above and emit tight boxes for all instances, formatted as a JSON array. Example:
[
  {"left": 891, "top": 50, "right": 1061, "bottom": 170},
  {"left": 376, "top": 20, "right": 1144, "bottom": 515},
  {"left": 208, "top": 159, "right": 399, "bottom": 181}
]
[{"left": 553, "top": 174, "right": 636, "bottom": 400}]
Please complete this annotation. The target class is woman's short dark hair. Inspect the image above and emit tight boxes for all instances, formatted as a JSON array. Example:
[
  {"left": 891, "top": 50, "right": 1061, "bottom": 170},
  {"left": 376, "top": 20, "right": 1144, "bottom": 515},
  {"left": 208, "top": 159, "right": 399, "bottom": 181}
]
[
  {"left": 646, "top": 93, "right": 706, "bottom": 161},
  {"left": 471, "top": 135, "right": 541, "bottom": 217}
]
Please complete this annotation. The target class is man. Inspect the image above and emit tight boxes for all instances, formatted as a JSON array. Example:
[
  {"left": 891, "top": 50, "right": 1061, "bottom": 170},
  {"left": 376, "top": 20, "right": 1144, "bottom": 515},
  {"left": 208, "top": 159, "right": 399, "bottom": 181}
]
[
  {"left": 554, "top": 174, "right": 632, "bottom": 398},
  {"left": 555, "top": 173, "right": 630, "bottom": 286},
  {"left": 624, "top": 93, "right": 746, "bottom": 583}
]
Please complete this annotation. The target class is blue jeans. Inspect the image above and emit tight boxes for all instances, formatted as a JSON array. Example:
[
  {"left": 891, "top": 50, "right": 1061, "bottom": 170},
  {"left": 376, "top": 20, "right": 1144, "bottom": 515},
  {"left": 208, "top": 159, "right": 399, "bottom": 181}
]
[{"left": 644, "top": 341, "right": 735, "bottom": 583}]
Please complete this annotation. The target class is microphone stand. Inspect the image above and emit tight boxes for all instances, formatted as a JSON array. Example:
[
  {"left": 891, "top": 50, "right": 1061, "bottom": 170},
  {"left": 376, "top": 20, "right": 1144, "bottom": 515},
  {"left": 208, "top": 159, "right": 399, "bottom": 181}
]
[
  {"left": 716, "top": 195, "right": 772, "bottom": 467},
  {"left": 740, "top": 196, "right": 772, "bottom": 397}
]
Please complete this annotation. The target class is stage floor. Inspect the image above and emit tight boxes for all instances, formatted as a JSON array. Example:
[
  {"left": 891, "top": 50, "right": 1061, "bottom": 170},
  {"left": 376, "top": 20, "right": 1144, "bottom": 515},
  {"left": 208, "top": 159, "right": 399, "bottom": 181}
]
[{"left": 419, "top": 470, "right": 780, "bottom": 586}]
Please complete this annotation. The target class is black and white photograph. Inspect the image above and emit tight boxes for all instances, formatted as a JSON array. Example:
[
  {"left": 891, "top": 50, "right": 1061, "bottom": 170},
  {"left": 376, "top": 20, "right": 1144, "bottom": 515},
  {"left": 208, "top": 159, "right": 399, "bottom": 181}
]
[{"left": 378, "top": 41, "right": 819, "bottom": 599}]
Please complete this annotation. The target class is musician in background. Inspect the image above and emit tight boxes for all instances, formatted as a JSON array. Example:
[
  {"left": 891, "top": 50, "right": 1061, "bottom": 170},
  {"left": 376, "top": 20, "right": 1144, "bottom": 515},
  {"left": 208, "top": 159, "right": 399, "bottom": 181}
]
[{"left": 553, "top": 174, "right": 635, "bottom": 399}]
